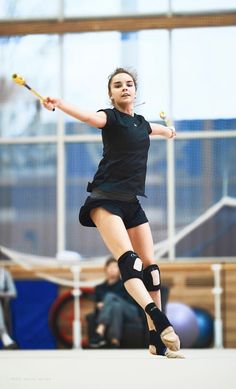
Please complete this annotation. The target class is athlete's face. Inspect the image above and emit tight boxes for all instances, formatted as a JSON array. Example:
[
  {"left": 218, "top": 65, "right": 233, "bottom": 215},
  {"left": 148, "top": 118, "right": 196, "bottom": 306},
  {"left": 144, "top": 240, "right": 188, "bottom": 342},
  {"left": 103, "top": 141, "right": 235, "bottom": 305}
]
[{"left": 109, "top": 73, "right": 136, "bottom": 107}]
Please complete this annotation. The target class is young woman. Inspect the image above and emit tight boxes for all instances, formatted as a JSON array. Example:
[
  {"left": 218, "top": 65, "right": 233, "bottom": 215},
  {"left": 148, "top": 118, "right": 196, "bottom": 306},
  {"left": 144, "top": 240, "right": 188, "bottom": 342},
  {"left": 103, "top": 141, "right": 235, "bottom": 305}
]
[{"left": 43, "top": 68, "right": 182, "bottom": 358}]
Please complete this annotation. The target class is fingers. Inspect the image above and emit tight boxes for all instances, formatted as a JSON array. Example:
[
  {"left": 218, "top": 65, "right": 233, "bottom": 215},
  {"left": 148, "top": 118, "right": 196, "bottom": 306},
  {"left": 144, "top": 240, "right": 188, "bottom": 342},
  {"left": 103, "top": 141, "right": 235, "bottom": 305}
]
[{"left": 169, "top": 126, "right": 176, "bottom": 138}]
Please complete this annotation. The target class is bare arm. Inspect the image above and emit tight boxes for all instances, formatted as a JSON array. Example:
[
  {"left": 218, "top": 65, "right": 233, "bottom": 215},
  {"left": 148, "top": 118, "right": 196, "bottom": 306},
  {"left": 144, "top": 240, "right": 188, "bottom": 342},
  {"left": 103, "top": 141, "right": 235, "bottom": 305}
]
[
  {"left": 149, "top": 122, "right": 176, "bottom": 139},
  {"left": 43, "top": 97, "right": 107, "bottom": 129}
]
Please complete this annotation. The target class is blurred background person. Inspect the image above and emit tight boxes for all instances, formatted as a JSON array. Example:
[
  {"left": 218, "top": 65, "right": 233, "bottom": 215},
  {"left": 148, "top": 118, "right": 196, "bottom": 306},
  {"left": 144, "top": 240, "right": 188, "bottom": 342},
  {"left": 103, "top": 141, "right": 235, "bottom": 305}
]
[
  {"left": 89, "top": 257, "right": 141, "bottom": 348},
  {"left": 0, "top": 266, "right": 18, "bottom": 349}
]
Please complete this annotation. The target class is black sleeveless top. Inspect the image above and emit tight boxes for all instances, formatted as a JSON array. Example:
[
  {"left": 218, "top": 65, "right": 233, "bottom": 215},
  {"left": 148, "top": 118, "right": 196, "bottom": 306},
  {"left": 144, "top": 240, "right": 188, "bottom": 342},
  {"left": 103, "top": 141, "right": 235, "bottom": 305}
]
[{"left": 87, "top": 108, "right": 152, "bottom": 197}]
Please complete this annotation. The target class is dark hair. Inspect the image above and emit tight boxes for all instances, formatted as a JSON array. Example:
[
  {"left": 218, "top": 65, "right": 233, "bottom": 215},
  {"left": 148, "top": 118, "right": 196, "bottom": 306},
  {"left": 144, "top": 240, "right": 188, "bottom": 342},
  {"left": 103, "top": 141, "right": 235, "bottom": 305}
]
[
  {"left": 104, "top": 257, "right": 117, "bottom": 268},
  {"left": 108, "top": 67, "right": 138, "bottom": 96}
]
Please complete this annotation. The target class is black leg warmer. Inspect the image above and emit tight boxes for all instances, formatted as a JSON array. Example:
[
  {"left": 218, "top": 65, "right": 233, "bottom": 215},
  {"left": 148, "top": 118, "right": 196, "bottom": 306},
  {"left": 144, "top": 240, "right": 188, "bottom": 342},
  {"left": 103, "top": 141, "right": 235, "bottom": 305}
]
[{"left": 145, "top": 302, "right": 172, "bottom": 335}]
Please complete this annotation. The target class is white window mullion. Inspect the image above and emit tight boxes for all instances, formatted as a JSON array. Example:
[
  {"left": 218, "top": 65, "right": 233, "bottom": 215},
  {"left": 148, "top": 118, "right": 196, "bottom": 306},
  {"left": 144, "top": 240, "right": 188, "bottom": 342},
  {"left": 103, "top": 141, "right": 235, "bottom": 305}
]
[
  {"left": 56, "top": 33, "right": 66, "bottom": 254},
  {"left": 167, "top": 25, "right": 176, "bottom": 261}
]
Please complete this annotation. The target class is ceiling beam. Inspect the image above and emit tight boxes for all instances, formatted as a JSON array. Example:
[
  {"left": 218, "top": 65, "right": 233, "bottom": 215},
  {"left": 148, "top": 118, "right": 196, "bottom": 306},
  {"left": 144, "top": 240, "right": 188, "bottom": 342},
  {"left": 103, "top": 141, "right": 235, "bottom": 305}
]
[{"left": 0, "top": 12, "right": 236, "bottom": 36}]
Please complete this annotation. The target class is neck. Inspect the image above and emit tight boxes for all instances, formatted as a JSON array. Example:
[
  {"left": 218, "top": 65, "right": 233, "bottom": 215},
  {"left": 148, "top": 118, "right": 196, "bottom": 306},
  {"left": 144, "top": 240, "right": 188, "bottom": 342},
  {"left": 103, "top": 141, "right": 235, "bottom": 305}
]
[
  {"left": 114, "top": 103, "right": 134, "bottom": 116},
  {"left": 107, "top": 278, "right": 118, "bottom": 285}
]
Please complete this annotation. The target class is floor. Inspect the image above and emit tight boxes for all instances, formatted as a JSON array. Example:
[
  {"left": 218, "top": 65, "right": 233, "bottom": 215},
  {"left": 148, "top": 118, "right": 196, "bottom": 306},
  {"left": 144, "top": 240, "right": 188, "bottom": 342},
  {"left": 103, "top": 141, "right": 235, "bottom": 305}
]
[{"left": 0, "top": 349, "right": 235, "bottom": 389}]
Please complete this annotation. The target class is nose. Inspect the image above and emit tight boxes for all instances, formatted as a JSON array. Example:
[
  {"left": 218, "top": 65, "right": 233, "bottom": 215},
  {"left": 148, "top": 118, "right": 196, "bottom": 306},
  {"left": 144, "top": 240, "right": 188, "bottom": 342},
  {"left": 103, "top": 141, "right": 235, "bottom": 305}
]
[{"left": 122, "top": 84, "right": 128, "bottom": 91}]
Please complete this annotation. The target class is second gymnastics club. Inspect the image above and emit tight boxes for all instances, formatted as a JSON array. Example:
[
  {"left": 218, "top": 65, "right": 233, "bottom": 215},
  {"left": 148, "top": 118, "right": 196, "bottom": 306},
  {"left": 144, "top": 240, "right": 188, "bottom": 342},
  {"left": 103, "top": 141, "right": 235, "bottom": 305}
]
[
  {"left": 12, "top": 73, "right": 55, "bottom": 111},
  {"left": 159, "top": 111, "right": 176, "bottom": 138},
  {"left": 159, "top": 111, "right": 172, "bottom": 127}
]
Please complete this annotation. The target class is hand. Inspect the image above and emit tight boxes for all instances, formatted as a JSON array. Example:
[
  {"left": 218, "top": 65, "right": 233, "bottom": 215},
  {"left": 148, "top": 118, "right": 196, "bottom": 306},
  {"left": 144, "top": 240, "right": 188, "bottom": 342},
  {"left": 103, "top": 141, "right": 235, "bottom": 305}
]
[
  {"left": 43, "top": 97, "right": 62, "bottom": 111},
  {"left": 168, "top": 126, "right": 176, "bottom": 139},
  {"left": 97, "top": 302, "right": 104, "bottom": 310}
]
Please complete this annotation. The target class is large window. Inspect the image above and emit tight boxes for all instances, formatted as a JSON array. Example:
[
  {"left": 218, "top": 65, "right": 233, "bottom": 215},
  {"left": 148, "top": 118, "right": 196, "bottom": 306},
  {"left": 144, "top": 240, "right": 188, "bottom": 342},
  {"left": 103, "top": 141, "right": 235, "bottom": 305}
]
[
  {"left": 174, "top": 137, "right": 236, "bottom": 257},
  {"left": 64, "top": 30, "right": 169, "bottom": 124},
  {"left": 172, "top": 27, "right": 236, "bottom": 120},
  {"left": 172, "top": 0, "right": 236, "bottom": 13},
  {"left": 63, "top": 31, "right": 121, "bottom": 120},
  {"left": 0, "top": 0, "right": 59, "bottom": 19},
  {"left": 65, "top": 0, "right": 169, "bottom": 17},
  {"left": 0, "top": 144, "right": 57, "bottom": 255},
  {"left": 0, "top": 35, "right": 59, "bottom": 137}
]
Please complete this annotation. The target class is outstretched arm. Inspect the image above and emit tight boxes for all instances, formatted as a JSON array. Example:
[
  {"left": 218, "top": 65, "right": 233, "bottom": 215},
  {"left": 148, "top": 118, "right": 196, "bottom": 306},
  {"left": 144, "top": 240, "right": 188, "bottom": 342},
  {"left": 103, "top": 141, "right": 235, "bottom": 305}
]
[
  {"left": 149, "top": 122, "right": 176, "bottom": 139},
  {"left": 43, "top": 97, "right": 107, "bottom": 129}
]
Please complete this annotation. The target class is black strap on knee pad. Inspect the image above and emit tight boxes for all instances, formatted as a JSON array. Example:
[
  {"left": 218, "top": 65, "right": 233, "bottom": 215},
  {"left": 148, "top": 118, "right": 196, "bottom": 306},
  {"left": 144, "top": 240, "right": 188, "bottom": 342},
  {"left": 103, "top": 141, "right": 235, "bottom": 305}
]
[
  {"left": 143, "top": 264, "right": 161, "bottom": 291},
  {"left": 118, "top": 251, "right": 143, "bottom": 283}
]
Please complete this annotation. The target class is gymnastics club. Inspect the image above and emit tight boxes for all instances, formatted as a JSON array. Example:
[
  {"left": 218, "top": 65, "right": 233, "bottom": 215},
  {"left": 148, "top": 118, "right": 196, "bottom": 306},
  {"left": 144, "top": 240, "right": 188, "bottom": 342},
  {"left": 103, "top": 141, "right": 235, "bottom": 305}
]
[
  {"left": 12, "top": 73, "right": 55, "bottom": 111},
  {"left": 159, "top": 111, "right": 172, "bottom": 127},
  {"left": 160, "top": 111, "right": 176, "bottom": 138}
]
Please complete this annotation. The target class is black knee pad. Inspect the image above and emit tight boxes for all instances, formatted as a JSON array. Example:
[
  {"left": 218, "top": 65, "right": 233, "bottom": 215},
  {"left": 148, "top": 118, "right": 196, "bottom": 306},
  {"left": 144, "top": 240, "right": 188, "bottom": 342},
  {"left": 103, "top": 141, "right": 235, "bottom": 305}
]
[
  {"left": 118, "top": 251, "right": 143, "bottom": 283},
  {"left": 143, "top": 264, "right": 161, "bottom": 291}
]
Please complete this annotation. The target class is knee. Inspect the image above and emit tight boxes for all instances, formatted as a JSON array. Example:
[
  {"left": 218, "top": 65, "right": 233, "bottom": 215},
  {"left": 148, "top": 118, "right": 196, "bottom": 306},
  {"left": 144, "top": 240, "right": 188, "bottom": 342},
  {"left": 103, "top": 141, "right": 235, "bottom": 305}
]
[
  {"left": 118, "top": 251, "right": 143, "bottom": 283},
  {"left": 103, "top": 292, "right": 117, "bottom": 303},
  {"left": 143, "top": 264, "right": 161, "bottom": 291}
]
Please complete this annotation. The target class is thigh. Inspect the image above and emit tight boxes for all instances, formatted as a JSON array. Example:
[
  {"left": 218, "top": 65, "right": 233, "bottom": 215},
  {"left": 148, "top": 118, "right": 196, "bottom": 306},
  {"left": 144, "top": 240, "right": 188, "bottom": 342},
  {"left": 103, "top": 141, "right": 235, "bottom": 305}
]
[
  {"left": 123, "top": 201, "right": 148, "bottom": 230},
  {"left": 127, "top": 222, "right": 155, "bottom": 267},
  {"left": 90, "top": 207, "right": 133, "bottom": 259}
]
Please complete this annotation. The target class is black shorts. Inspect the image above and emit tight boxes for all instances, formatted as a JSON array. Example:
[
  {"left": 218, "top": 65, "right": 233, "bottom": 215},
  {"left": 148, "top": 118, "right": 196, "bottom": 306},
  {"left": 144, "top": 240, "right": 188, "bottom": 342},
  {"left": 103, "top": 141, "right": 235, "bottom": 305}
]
[{"left": 79, "top": 196, "right": 148, "bottom": 229}]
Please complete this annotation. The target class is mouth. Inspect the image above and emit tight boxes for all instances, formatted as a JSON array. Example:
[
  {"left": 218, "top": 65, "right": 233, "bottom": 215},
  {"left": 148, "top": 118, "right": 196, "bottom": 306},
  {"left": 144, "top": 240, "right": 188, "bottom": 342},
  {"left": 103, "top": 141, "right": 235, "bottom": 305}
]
[{"left": 121, "top": 93, "right": 130, "bottom": 97}]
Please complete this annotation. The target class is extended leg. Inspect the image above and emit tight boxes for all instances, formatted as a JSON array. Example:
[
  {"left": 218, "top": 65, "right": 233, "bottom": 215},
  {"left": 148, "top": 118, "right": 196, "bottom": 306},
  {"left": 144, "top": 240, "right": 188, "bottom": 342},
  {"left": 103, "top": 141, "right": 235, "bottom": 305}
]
[{"left": 90, "top": 208, "right": 179, "bottom": 351}]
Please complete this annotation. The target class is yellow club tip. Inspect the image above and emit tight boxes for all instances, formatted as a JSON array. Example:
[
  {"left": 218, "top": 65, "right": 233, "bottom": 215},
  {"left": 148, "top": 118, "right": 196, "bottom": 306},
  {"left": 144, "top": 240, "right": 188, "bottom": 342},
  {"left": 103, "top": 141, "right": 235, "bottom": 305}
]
[
  {"left": 12, "top": 73, "right": 25, "bottom": 85},
  {"left": 159, "top": 111, "right": 166, "bottom": 120}
]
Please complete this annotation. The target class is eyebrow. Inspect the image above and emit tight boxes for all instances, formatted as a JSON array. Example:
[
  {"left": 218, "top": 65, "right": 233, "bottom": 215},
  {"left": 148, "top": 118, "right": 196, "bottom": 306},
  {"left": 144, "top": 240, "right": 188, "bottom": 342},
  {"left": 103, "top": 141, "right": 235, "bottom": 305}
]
[{"left": 113, "top": 80, "right": 133, "bottom": 85}]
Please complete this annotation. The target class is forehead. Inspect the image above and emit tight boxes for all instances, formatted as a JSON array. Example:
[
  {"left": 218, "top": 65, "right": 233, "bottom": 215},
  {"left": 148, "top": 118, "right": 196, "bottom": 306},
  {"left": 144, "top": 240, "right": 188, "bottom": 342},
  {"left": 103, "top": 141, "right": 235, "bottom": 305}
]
[
  {"left": 111, "top": 73, "right": 134, "bottom": 84},
  {"left": 106, "top": 262, "right": 118, "bottom": 269}
]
